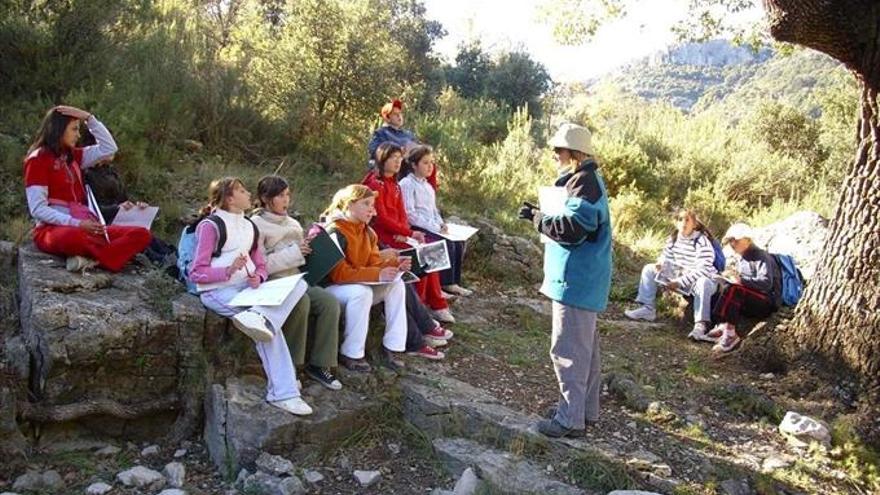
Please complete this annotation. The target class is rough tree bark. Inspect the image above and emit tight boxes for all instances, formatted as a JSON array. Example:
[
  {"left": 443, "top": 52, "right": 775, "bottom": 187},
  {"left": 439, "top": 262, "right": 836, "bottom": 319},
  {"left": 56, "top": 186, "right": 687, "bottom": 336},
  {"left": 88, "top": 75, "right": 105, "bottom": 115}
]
[{"left": 763, "top": 0, "right": 880, "bottom": 400}]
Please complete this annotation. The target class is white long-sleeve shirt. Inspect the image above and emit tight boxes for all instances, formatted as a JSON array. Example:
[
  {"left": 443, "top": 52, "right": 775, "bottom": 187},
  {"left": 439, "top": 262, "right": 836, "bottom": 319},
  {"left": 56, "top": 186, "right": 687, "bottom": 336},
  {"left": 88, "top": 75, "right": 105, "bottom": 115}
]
[{"left": 398, "top": 174, "right": 443, "bottom": 233}]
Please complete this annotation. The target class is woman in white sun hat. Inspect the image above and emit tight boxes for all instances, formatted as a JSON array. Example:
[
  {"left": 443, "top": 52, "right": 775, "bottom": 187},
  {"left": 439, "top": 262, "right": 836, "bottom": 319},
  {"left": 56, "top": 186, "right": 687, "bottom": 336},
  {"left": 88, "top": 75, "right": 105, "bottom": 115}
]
[
  {"left": 518, "top": 123, "right": 612, "bottom": 438},
  {"left": 709, "top": 222, "right": 782, "bottom": 353}
]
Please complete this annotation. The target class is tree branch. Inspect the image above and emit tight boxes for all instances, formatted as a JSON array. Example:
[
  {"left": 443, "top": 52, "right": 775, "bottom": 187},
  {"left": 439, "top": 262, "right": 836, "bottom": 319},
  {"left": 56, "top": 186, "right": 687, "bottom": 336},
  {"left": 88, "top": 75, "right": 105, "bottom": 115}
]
[{"left": 18, "top": 395, "right": 179, "bottom": 423}]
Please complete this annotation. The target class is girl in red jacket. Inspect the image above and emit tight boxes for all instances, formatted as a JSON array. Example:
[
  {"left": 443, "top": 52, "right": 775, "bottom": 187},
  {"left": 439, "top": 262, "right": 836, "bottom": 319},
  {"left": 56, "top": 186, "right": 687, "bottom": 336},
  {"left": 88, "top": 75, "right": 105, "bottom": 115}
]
[
  {"left": 362, "top": 142, "right": 454, "bottom": 323},
  {"left": 23, "top": 106, "right": 150, "bottom": 272}
]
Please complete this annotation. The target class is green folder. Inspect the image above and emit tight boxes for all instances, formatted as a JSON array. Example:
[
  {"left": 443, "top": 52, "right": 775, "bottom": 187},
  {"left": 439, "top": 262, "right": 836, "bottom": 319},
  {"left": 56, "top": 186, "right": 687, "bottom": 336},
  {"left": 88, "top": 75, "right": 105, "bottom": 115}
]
[{"left": 303, "top": 228, "right": 345, "bottom": 286}]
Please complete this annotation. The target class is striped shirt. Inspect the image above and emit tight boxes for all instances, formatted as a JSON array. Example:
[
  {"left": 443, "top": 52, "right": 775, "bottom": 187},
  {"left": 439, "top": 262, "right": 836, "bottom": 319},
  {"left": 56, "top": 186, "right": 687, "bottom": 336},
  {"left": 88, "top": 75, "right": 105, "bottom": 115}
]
[{"left": 659, "top": 231, "right": 718, "bottom": 294}]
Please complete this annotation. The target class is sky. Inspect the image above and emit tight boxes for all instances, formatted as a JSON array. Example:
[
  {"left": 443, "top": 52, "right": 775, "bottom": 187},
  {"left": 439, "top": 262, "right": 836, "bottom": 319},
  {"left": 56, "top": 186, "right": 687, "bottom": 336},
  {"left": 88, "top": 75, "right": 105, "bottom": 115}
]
[{"left": 423, "top": 0, "right": 763, "bottom": 82}]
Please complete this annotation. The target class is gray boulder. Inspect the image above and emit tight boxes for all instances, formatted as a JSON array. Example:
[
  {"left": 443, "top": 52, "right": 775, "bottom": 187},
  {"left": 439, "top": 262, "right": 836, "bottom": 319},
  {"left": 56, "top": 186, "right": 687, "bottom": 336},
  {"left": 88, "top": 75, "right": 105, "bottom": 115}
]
[
  {"left": 85, "top": 482, "right": 114, "bottom": 495},
  {"left": 116, "top": 465, "right": 165, "bottom": 488},
  {"left": 255, "top": 452, "right": 295, "bottom": 476},
  {"left": 163, "top": 461, "right": 186, "bottom": 488},
  {"left": 353, "top": 470, "right": 382, "bottom": 488},
  {"left": 749, "top": 211, "right": 828, "bottom": 280},
  {"left": 242, "top": 472, "right": 306, "bottom": 495},
  {"left": 12, "top": 470, "right": 64, "bottom": 492},
  {"left": 470, "top": 219, "right": 543, "bottom": 283}
]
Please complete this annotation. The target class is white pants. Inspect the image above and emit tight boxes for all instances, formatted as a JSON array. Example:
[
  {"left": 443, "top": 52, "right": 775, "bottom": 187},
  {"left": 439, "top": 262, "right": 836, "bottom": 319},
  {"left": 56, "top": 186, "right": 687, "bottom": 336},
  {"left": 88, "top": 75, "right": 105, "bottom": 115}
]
[
  {"left": 200, "top": 282, "right": 301, "bottom": 402},
  {"left": 325, "top": 280, "right": 408, "bottom": 359}
]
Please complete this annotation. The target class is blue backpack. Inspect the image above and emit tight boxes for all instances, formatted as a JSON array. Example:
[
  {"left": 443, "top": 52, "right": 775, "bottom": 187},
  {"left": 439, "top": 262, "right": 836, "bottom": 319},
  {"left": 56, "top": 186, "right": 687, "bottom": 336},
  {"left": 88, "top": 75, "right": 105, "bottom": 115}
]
[
  {"left": 773, "top": 253, "right": 804, "bottom": 306},
  {"left": 176, "top": 215, "right": 259, "bottom": 295}
]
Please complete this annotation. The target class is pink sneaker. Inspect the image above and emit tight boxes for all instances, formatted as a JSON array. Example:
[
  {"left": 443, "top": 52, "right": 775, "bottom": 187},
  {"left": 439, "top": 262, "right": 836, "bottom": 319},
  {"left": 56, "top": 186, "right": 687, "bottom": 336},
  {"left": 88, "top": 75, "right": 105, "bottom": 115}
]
[
  {"left": 712, "top": 331, "right": 741, "bottom": 353},
  {"left": 407, "top": 345, "right": 445, "bottom": 361}
]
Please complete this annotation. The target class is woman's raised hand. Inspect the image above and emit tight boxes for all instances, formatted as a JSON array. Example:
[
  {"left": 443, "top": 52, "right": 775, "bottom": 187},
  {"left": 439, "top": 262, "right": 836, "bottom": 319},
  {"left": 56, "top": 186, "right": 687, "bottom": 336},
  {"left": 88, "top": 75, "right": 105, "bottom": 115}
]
[
  {"left": 54, "top": 105, "right": 91, "bottom": 120},
  {"left": 411, "top": 231, "right": 426, "bottom": 243}
]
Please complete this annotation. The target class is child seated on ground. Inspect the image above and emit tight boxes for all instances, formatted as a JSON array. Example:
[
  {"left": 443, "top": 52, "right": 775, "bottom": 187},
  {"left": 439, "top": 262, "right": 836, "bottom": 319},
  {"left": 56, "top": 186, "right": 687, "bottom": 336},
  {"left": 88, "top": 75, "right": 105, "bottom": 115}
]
[
  {"left": 189, "top": 177, "right": 312, "bottom": 416},
  {"left": 399, "top": 145, "right": 473, "bottom": 298},
  {"left": 708, "top": 223, "right": 782, "bottom": 353},
  {"left": 250, "top": 175, "right": 343, "bottom": 390},
  {"left": 624, "top": 208, "right": 719, "bottom": 340}
]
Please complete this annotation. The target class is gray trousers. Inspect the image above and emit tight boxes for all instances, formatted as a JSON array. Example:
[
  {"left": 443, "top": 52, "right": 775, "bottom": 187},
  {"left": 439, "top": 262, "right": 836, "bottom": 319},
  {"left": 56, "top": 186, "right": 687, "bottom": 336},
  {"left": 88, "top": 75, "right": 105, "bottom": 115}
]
[{"left": 550, "top": 301, "right": 601, "bottom": 429}]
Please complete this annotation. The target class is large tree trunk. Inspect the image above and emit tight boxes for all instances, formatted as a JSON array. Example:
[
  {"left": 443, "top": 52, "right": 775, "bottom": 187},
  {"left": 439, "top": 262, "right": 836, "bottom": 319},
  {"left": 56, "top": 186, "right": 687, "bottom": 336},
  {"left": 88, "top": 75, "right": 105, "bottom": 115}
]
[{"left": 763, "top": 0, "right": 880, "bottom": 400}]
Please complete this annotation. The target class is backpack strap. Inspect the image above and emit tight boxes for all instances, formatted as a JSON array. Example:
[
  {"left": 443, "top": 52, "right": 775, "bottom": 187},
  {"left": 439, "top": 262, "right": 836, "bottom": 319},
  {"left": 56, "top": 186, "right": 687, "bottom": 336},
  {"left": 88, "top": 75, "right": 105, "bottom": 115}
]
[
  {"left": 247, "top": 218, "right": 259, "bottom": 253},
  {"left": 205, "top": 215, "right": 227, "bottom": 258}
]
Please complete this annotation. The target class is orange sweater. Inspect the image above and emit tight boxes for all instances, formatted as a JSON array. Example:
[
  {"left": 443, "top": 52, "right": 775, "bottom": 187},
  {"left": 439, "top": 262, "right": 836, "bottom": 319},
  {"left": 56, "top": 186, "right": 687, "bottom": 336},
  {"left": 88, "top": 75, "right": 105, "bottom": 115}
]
[{"left": 328, "top": 218, "right": 398, "bottom": 283}]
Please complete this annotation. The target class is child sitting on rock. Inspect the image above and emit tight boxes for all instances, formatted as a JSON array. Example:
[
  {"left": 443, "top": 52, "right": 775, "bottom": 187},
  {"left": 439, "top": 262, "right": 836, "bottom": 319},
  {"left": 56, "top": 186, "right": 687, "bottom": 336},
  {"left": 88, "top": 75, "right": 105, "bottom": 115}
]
[{"left": 189, "top": 177, "right": 312, "bottom": 416}]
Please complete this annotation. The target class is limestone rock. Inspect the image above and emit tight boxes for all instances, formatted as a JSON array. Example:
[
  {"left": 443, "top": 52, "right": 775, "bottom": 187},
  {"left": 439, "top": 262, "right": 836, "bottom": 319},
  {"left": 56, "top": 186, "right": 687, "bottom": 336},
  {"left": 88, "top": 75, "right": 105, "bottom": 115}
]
[
  {"left": 434, "top": 437, "right": 585, "bottom": 494},
  {"left": 761, "top": 455, "right": 792, "bottom": 472},
  {"left": 719, "top": 478, "right": 755, "bottom": 495},
  {"left": 748, "top": 211, "right": 828, "bottom": 280},
  {"left": 779, "top": 411, "right": 831, "bottom": 447},
  {"left": 470, "top": 219, "right": 543, "bottom": 283},
  {"left": 205, "top": 376, "right": 379, "bottom": 473},
  {"left": 243, "top": 472, "right": 306, "bottom": 495},
  {"left": 116, "top": 465, "right": 165, "bottom": 488},
  {"left": 141, "top": 444, "right": 160, "bottom": 456},
  {"left": 157, "top": 490, "right": 187, "bottom": 495},
  {"left": 605, "top": 373, "right": 651, "bottom": 412},
  {"left": 608, "top": 492, "right": 662, "bottom": 495},
  {"left": 353, "top": 470, "right": 382, "bottom": 488},
  {"left": 163, "top": 461, "right": 186, "bottom": 488},
  {"left": 303, "top": 470, "right": 324, "bottom": 484},
  {"left": 12, "top": 470, "right": 64, "bottom": 492},
  {"left": 95, "top": 445, "right": 121, "bottom": 457},
  {"left": 452, "top": 467, "right": 482, "bottom": 495},
  {"left": 85, "top": 482, "right": 114, "bottom": 495},
  {"left": 173, "top": 448, "right": 188, "bottom": 458},
  {"left": 255, "top": 452, "right": 295, "bottom": 476}
]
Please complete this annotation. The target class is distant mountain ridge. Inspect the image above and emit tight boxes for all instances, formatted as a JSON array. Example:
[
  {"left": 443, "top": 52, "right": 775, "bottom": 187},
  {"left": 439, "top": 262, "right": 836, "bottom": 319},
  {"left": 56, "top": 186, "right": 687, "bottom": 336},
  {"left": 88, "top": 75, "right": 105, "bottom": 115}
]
[{"left": 599, "top": 40, "right": 844, "bottom": 115}]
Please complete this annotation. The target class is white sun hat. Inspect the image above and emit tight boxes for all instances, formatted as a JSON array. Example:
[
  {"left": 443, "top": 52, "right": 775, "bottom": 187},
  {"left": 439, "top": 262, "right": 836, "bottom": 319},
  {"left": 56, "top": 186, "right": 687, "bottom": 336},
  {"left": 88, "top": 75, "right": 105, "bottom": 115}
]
[
  {"left": 548, "top": 123, "right": 594, "bottom": 155},
  {"left": 723, "top": 223, "right": 754, "bottom": 243}
]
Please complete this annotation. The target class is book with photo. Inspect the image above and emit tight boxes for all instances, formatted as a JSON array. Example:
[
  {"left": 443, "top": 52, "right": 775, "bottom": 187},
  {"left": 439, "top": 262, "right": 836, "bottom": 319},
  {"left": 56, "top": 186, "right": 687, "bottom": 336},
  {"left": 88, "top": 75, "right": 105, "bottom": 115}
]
[
  {"left": 654, "top": 261, "right": 687, "bottom": 291},
  {"left": 398, "top": 240, "right": 451, "bottom": 276}
]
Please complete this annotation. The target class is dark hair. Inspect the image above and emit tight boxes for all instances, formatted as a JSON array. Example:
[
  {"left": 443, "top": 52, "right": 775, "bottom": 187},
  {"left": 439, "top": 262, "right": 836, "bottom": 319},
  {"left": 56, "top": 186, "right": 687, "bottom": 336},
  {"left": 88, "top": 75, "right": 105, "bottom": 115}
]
[
  {"left": 27, "top": 108, "right": 76, "bottom": 163},
  {"left": 401, "top": 144, "right": 434, "bottom": 178},
  {"left": 375, "top": 142, "right": 403, "bottom": 177},
  {"left": 669, "top": 208, "right": 715, "bottom": 242},
  {"left": 256, "top": 175, "right": 289, "bottom": 208}
]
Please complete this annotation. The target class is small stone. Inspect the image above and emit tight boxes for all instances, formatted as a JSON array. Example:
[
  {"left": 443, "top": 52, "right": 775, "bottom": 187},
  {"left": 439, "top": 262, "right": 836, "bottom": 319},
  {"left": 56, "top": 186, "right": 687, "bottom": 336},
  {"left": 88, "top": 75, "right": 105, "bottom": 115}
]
[
  {"left": 607, "top": 491, "right": 663, "bottom": 495},
  {"left": 337, "top": 455, "right": 352, "bottom": 471},
  {"left": 353, "top": 470, "right": 382, "bottom": 488},
  {"left": 157, "top": 490, "right": 187, "bottom": 495},
  {"left": 173, "top": 449, "right": 188, "bottom": 458},
  {"left": 141, "top": 444, "right": 160, "bottom": 456},
  {"left": 164, "top": 462, "right": 186, "bottom": 488},
  {"left": 761, "top": 455, "right": 792, "bottom": 472},
  {"left": 95, "top": 445, "right": 121, "bottom": 457},
  {"left": 652, "top": 463, "right": 673, "bottom": 477},
  {"left": 303, "top": 470, "right": 324, "bottom": 484},
  {"left": 236, "top": 469, "right": 251, "bottom": 486},
  {"left": 760, "top": 372, "right": 775, "bottom": 380},
  {"left": 279, "top": 476, "right": 306, "bottom": 495},
  {"left": 546, "top": 464, "right": 554, "bottom": 472},
  {"left": 452, "top": 467, "right": 480, "bottom": 495},
  {"left": 255, "top": 452, "right": 296, "bottom": 476},
  {"left": 387, "top": 442, "right": 401, "bottom": 455},
  {"left": 719, "top": 478, "right": 753, "bottom": 495},
  {"left": 626, "top": 421, "right": 637, "bottom": 429},
  {"left": 779, "top": 411, "right": 831, "bottom": 447},
  {"left": 85, "top": 482, "right": 113, "bottom": 495},
  {"left": 116, "top": 466, "right": 165, "bottom": 488},
  {"left": 12, "top": 470, "right": 64, "bottom": 492},
  {"left": 627, "top": 449, "right": 662, "bottom": 470}
]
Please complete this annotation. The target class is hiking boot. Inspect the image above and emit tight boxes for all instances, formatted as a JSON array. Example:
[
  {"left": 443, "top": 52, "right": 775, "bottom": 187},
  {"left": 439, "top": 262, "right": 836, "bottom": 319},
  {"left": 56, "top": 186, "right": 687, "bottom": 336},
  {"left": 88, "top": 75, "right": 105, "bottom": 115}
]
[
  {"left": 712, "top": 331, "right": 741, "bottom": 353},
  {"left": 431, "top": 308, "right": 456, "bottom": 324},
  {"left": 269, "top": 397, "right": 313, "bottom": 416},
  {"left": 231, "top": 310, "right": 274, "bottom": 342},
  {"left": 624, "top": 305, "right": 656, "bottom": 322},
  {"left": 442, "top": 284, "right": 473, "bottom": 296},
  {"left": 407, "top": 345, "right": 445, "bottom": 361},
  {"left": 66, "top": 255, "right": 99, "bottom": 272},
  {"left": 340, "top": 355, "right": 372, "bottom": 373},
  {"left": 382, "top": 348, "right": 407, "bottom": 372},
  {"left": 536, "top": 418, "right": 585, "bottom": 438},
  {"left": 305, "top": 365, "right": 342, "bottom": 391},
  {"left": 542, "top": 407, "right": 597, "bottom": 427},
  {"left": 688, "top": 322, "right": 716, "bottom": 342}
]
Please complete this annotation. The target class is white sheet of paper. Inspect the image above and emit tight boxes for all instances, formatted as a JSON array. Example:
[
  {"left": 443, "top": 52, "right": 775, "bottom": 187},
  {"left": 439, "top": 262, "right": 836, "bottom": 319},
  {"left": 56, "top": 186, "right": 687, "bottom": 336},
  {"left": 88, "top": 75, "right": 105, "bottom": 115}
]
[
  {"left": 86, "top": 185, "right": 110, "bottom": 243},
  {"left": 359, "top": 271, "right": 419, "bottom": 285},
  {"left": 436, "top": 223, "right": 478, "bottom": 242},
  {"left": 112, "top": 206, "right": 159, "bottom": 230},
  {"left": 228, "top": 273, "right": 307, "bottom": 307},
  {"left": 404, "top": 237, "right": 421, "bottom": 247},
  {"left": 538, "top": 186, "right": 569, "bottom": 244}
]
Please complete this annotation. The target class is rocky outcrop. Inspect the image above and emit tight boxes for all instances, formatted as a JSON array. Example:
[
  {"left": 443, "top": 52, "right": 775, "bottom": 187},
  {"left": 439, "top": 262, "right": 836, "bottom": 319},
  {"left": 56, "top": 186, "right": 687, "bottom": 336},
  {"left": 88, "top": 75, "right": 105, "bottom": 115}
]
[
  {"left": 750, "top": 211, "right": 828, "bottom": 280},
  {"left": 468, "top": 219, "right": 543, "bottom": 284}
]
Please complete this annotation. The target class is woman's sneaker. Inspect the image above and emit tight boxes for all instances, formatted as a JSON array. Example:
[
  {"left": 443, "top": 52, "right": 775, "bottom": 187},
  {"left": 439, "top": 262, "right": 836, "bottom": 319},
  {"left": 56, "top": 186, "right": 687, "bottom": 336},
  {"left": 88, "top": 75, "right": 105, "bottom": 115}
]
[
  {"left": 442, "top": 284, "right": 473, "bottom": 296},
  {"left": 706, "top": 324, "right": 726, "bottom": 342},
  {"left": 624, "top": 305, "right": 656, "bottom": 322},
  {"left": 688, "top": 322, "right": 716, "bottom": 342},
  {"left": 66, "top": 255, "right": 98, "bottom": 272},
  {"left": 431, "top": 308, "right": 456, "bottom": 324},
  {"left": 407, "top": 345, "right": 445, "bottom": 361},
  {"left": 424, "top": 325, "right": 453, "bottom": 347},
  {"left": 305, "top": 365, "right": 342, "bottom": 391},
  {"left": 270, "top": 397, "right": 313, "bottom": 416},
  {"left": 712, "top": 332, "right": 741, "bottom": 353},
  {"left": 231, "top": 310, "right": 274, "bottom": 342}
]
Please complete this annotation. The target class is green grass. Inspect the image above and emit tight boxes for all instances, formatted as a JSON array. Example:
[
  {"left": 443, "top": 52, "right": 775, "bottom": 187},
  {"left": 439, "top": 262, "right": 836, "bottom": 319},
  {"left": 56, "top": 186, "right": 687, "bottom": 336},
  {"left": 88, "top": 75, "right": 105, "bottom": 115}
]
[{"left": 566, "top": 451, "right": 638, "bottom": 492}]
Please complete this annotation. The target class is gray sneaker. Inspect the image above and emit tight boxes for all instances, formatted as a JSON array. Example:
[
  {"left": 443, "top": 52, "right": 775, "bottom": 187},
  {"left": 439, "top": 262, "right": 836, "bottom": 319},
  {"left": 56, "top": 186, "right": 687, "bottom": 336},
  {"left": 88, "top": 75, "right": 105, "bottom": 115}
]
[{"left": 537, "top": 418, "right": 585, "bottom": 438}]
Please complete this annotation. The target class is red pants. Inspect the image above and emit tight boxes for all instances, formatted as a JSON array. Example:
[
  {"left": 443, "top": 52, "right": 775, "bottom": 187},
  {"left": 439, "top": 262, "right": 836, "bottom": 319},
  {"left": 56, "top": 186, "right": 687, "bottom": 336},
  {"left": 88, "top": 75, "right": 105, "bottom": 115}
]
[
  {"left": 415, "top": 271, "right": 448, "bottom": 310},
  {"left": 33, "top": 224, "right": 152, "bottom": 272}
]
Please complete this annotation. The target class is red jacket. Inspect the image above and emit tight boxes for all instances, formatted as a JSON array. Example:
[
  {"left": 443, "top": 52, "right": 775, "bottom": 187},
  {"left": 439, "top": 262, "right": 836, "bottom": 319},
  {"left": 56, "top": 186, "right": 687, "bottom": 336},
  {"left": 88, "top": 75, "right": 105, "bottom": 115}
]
[{"left": 362, "top": 171, "right": 412, "bottom": 249}]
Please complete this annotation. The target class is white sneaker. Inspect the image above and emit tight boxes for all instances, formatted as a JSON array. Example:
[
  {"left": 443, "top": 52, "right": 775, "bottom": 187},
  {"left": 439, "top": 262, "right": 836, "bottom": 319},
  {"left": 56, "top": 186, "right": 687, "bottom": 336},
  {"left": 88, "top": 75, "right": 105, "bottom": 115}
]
[
  {"left": 270, "top": 397, "right": 313, "bottom": 416},
  {"left": 688, "top": 322, "right": 716, "bottom": 342},
  {"left": 624, "top": 305, "right": 656, "bottom": 322},
  {"left": 443, "top": 284, "right": 473, "bottom": 296},
  {"left": 231, "top": 310, "right": 274, "bottom": 342},
  {"left": 712, "top": 331, "right": 741, "bottom": 353},
  {"left": 431, "top": 308, "right": 456, "bottom": 324},
  {"left": 440, "top": 290, "right": 458, "bottom": 300},
  {"left": 66, "top": 255, "right": 98, "bottom": 272}
]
